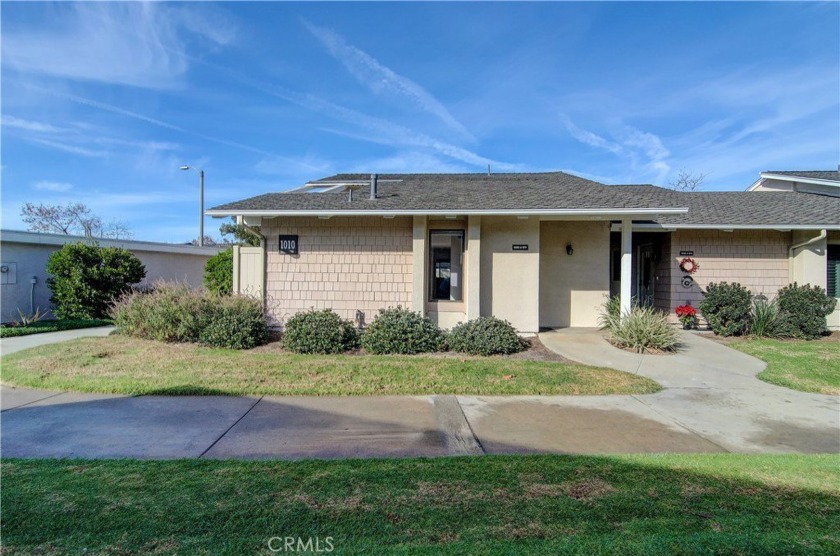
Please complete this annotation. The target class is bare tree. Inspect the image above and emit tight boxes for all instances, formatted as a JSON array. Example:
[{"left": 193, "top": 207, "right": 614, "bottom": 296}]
[
  {"left": 669, "top": 169, "right": 706, "bottom": 192},
  {"left": 20, "top": 202, "right": 133, "bottom": 239},
  {"left": 189, "top": 235, "right": 218, "bottom": 246}
]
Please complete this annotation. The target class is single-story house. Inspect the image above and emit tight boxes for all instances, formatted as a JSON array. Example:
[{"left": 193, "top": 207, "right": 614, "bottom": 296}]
[
  {"left": 207, "top": 170, "right": 840, "bottom": 333},
  {"left": 0, "top": 230, "right": 223, "bottom": 322}
]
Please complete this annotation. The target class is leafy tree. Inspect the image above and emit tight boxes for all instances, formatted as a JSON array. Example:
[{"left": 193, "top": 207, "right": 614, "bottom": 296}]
[
  {"left": 21, "top": 202, "right": 132, "bottom": 239},
  {"left": 204, "top": 248, "right": 234, "bottom": 295},
  {"left": 46, "top": 242, "right": 146, "bottom": 319},
  {"left": 220, "top": 217, "right": 261, "bottom": 246}
]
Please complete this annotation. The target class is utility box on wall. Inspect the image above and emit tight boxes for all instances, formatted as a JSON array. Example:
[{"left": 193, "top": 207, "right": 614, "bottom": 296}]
[{"left": 0, "top": 262, "right": 17, "bottom": 285}]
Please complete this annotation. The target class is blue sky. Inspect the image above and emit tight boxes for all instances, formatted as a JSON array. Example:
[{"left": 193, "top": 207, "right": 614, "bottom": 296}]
[{"left": 2, "top": 2, "right": 838, "bottom": 242}]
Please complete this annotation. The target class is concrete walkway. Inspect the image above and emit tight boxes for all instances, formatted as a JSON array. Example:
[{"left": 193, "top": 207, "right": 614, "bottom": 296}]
[
  {"left": 533, "top": 329, "right": 840, "bottom": 453},
  {"left": 0, "top": 325, "right": 114, "bottom": 355},
  {"left": 1, "top": 327, "right": 837, "bottom": 459}
]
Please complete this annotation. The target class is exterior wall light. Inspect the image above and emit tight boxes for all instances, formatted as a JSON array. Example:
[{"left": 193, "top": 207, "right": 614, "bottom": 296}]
[{"left": 566, "top": 244, "right": 574, "bottom": 256}]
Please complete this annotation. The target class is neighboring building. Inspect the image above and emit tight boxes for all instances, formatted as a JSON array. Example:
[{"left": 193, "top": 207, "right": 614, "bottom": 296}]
[
  {"left": 208, "top": 171, "right": 840, "bottom": 333},
  {"left": 747, "top": 170, "right": 840, "bottom": 197},
  {"left": 0, "top": 230, "right": 222, "bottom": 322}
]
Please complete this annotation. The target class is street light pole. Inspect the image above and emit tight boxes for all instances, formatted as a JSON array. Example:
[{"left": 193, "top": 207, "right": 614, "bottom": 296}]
[
  {"left": 198, "top": 169, "right": 204, "bottom": 246},
  {"left": 180, "top": 165, "right": 205, "bottom": 246}
]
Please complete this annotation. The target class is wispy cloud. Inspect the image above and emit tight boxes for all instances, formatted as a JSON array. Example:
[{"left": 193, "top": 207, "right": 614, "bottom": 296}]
[
  {"left": 1, "top": 115, "right": 67, "bottom": 134},
  {"left": 18, "top": 84, "right": 292, "bottom": 161},
  {"left": 31, "top": 138, "right": 108, "bottom": 158},
  {"left": 263, "top": 86, "right": 521, "bottom": 170},
  {"left": 303, "top": 21, "right": 471, "bottom": 139},
  {"left": 350, "top": 151, "right": 473, "bottom": 174},
  {"left": 561, "top": 114, "right": 671, "bottom": 182},
  {"left": 560, "top": 115, "right": 623, "bottom": 155},
  {"left": 2, "top": 3, "right": 236, "bottom": 89},
  {"left": 32, "top": 180, "right": 74, "bottom": 192}
]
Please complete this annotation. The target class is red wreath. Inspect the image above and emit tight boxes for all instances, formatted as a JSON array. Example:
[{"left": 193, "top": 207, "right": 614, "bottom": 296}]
[{"left": 679, "top": 257, "right": 700, "bottom": 274}]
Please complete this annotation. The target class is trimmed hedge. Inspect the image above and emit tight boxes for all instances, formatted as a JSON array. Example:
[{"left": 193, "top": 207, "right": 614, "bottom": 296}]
[
  {"left": 361, "top": 307, "right": 445, "bottom": 355},
  {"left": 282, "top": 309, "right": 359, "bottom": 354},
  {"left": 448, "top": 317, "right": 527, "bottom": 356},
  {"left": 199, "top": 296, "right": 268, "bottom": 349},
  {"left": 46, "top": 242, "right": 146, "bottom": 319},
  {"left": 204, "top": 248, "right": 233, "bottom": 295},
  {"left": 776, "top": 283, "right": 836, "bottom": 339},
  {"left": 699, "top": 282, "right": 752, "bottom": 337}
]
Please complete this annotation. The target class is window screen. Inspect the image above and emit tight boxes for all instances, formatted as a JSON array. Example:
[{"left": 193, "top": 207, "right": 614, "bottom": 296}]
[
  {"left": 828, "top": 245, "right": 840, "bottom": 299},
  {"left": 429, "top": 230, "right": 464, "bottom": 301}
]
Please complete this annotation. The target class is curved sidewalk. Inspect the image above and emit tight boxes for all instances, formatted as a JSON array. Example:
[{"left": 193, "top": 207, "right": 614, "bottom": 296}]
[
  {"left": 1, "top": 327, "right": 837, "bottom": 459},
  {"left": 527, "top": 329, "right": 840, "bottom": 454},
  {"left": 0, "top": 325, "right": 114, "bottom": 356}
]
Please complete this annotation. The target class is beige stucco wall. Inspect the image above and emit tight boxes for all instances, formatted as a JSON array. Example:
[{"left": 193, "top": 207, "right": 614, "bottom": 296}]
[
  {"left": 262, "top": 216, "right": 413, "bottom": 327},
  {"left": 539, "top": 221, "right": 610, "bottom": 328},
  {"left": 479, "top": 216, "right": 540, "bottom": 334},
  {"left": 790, "top": 230, "right": 828, "bottom": 289},
  {"left": 0, "top": 241, "right": 213, "bottom": 322},
  {"left": 667, "top": 229, "right": 791, "bottom": 318}
]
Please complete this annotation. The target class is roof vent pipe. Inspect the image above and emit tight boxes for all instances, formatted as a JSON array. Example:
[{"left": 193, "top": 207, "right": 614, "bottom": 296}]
[{"left": 370, "top": 173, "right": 378, "bottom": 200}]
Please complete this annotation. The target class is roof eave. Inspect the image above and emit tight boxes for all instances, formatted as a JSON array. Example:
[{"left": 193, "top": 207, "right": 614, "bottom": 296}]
[
  {"left": 613, "top": 223, "right": 840, "bottom": 231},
  {"left": 206, "top": 207, "right": 690, "bottom": 218},
  {"left": 758, "top": 173, "right": 840, "bottom": 188}
]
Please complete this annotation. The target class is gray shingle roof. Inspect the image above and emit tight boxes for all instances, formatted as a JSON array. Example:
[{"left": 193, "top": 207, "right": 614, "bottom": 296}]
[
  {"left": 763, "top": 170, "right": 840, "bottom": 181},
  {"left": 208, "top": 171, "right": 840, "bottom": 228},
  {"left": 210, "top": 172, "right": 686, "bottom": 213},
  {"left": 654, "top": 192, "right": 840, "bottom": 227}
]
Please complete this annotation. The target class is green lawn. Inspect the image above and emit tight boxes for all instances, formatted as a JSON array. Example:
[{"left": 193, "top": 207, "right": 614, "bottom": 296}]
[
  {"left": 2, "top": 455, "right": 837, "bottom": 554},
  {"left": 0, "top": 319, "right": 111, "bottom": 338},
  {"left": 0, "top": 335, "right": 658, "bottom": 396},
  {"left": 729, "top": 338, "right": 840, "bottom": 395}
]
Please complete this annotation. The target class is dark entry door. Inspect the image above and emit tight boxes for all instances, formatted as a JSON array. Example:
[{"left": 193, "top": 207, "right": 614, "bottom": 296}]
[{"left": 637, "top": 243, "right": 655, "bottom": 307}]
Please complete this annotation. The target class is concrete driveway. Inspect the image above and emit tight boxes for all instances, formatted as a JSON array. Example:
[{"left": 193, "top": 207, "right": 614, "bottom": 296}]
[{"left": 1, "top": 328, "right": 837, "bottom": 459}]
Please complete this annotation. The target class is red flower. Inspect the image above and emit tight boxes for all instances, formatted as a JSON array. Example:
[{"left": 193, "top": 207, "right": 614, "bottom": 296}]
[{"left": 675, "top": 304, "right": 697, "bottom": 317}]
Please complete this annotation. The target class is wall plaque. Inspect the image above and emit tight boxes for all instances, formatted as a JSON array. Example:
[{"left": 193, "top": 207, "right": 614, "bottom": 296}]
[
  {"left": 512, "top": 244, "right": 529, "bottom": 251},
  {"left": 679, "top": 250, "right": 694, "bottom": 256},
  {"left": 279, "top": 235, "right": 299, "bottom": 255}
]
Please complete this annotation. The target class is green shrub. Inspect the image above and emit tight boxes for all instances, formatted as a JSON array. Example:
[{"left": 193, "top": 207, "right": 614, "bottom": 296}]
[
  {"left": 698, "top": 282, "right": 752, "bottom": 336},
  {"left": 199, "top": 296, "right": 268, "bottom": 349},
  {"left": 282, "top": 309, "right": 359, "bottom": 354},
  {"left": 204, "top": 248, "right": 233, "bottom": 295},
  {"left": 46, "top": 242, "right": 146, "bottom": 319},
  {"left": 597, "top": 296, "right": 622, "bottom": 331},
  {"left": 361, "top": 307, "right": 445, "bottom": 354},
  {"left": 604, "top": 305, "right": 680, "bottom": 353},
  {"left": 111, "top": 282, "right": 210, "bottom": 343},
  {"left": 111, "top": 281, "right": 267, "bottom": 349},
  {"left": 749, "top": 298, "right": 783, "bottom": 338},
  {"left": 448, "top": 317, "right": 527, "bottom": 356},
  {"left": 776, "top": 283, "right": 837, "bottom": 339}
]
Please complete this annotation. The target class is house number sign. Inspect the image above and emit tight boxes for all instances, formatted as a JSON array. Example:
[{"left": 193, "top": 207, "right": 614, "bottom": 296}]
[{"left": 279, "top": 235, "right": 299, "bottom": 255}]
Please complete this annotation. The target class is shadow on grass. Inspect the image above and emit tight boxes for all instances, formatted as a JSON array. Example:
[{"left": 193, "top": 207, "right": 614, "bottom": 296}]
[{"left": 2, "top": 454, "right": 838, "bottom": 554}]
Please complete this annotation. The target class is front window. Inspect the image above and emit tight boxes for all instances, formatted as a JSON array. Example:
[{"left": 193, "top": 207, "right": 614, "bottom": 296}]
[
  {"left": 429, "top": 230, "right": 464, "bottom": 301},
  {"left": 828, "top": 245, "right": 840, "bottom": 299}
]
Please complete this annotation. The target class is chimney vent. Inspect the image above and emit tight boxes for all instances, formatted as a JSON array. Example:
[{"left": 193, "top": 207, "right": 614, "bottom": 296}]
[{"left": 370, "top": 173, "right": 378, "bottom": 200}]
